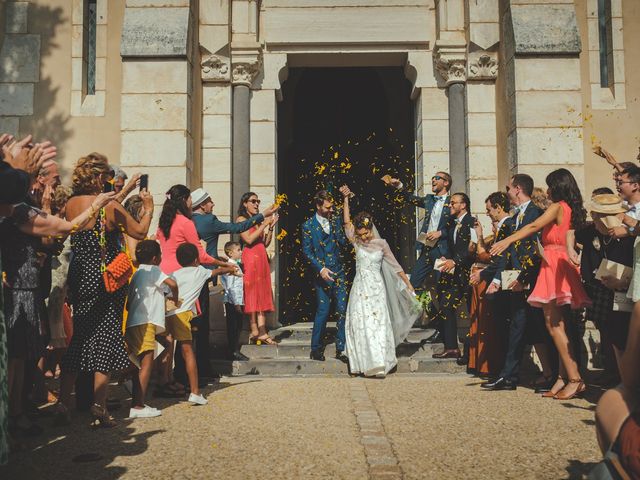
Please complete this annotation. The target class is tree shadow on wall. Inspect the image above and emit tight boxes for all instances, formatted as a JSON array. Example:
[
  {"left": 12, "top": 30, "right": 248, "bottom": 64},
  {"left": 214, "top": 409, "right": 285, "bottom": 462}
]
[{"left": 20, "top": 4, "right": 73, "bottom": 175}]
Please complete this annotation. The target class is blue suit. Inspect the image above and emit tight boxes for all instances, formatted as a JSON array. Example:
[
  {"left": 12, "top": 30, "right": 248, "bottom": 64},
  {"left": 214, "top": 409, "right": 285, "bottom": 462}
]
[
  {"left": 301, "top": 215, "right": 348, "bottom": 352},
  {"left": 399, "top": 189, "right": 451, "bottom": 290}
]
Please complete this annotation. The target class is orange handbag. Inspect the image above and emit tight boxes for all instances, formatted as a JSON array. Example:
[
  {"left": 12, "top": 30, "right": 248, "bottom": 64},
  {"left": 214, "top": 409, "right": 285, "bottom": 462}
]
[{"left": 99, "top": 208, "right": 133, "bottom": 293}]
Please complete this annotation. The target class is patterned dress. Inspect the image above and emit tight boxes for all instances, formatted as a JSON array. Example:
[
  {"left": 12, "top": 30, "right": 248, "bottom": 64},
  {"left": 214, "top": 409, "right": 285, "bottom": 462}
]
[{"left": 62, "top": 219, "right": 130, "bottom": 373}]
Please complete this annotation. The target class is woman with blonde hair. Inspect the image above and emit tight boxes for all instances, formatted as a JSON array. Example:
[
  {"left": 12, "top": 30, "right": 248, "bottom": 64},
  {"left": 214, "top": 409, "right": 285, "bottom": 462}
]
[{"left": 55, "top": 153, "right": 154, "bottom": 427}]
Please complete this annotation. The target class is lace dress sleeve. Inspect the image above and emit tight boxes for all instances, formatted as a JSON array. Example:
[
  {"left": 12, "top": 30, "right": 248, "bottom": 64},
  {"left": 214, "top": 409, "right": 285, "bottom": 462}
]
[{"left": 380, "top": 239, "right": 404, "bottom": 274}]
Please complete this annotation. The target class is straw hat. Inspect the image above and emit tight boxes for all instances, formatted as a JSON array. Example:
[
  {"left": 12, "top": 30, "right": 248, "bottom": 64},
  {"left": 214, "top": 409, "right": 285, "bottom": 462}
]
[
  {"left": 588, "top": 193, "right": 628, "bottom": 215},
  {"left": 190, "top": 188, "right": 211, "bottom": 209}
]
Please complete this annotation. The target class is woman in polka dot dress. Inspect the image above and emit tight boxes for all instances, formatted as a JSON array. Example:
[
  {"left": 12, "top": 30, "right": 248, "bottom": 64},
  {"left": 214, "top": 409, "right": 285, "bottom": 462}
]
[{"left": 55, "top": 154, "right": 154, "bottom": 427}]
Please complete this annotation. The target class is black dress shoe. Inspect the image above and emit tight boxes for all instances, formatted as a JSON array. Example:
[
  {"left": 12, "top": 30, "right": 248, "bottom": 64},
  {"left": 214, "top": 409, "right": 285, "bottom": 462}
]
[
  {"left": 534, "top": 380, "right": 555, "bottom": 394},
  {"left": 231, "top": 351, "right": 249, "bottom": 361},
  {"left": 456, "top": 355, "right": 469, "bottom": 366},
  {"left": 335, "top": 351, "right": 349, "bottom": 364},
  {"left": 481, "top": 377, "right": 517, "bottom": 391},
  {"left": 310, "top": 350, "right": 325, "bottom": 361},
  {"left": 421, "top": 330, "right": 443, "bottom": 345},
  {"left": 432, "top": 349, "right": 460, "bottom": 359}
]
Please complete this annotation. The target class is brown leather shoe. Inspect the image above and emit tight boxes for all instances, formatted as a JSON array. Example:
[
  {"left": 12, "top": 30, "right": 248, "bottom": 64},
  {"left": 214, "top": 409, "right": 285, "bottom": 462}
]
[
  {"left": 553, "top": 379, "right": 586, "bottom": 400},
  {"left": 432, "top": 349, "right": 461, "bottom": 359}
]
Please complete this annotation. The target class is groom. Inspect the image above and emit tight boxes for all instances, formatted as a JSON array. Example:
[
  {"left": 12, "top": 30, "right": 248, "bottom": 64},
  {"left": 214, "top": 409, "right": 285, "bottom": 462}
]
[{"left": 301, "top": 190, "right": 349, "bottom": 363}]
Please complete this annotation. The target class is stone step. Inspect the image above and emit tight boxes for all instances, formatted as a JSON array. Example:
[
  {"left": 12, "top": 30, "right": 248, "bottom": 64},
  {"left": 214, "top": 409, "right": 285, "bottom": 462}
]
[
  {"left": 239, "top": 338, "right": 443, "bottom": 360},
  {"left": 269, "top": 323, "right": 435, "bottom": 343},
  {"left": 210, "top": 356, "right": 465, "bottom": 377}
]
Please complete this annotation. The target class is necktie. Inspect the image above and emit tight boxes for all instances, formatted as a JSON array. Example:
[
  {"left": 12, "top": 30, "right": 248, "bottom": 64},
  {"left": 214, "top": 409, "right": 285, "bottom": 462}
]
[{"left": 517, "top": 206, "right": 525, "bottom": 227}]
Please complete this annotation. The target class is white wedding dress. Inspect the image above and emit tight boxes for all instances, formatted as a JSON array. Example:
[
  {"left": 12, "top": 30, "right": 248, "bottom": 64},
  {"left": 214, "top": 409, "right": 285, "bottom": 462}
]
[{"left": 344, "top": 226, "right": 422, "bottom": 377}]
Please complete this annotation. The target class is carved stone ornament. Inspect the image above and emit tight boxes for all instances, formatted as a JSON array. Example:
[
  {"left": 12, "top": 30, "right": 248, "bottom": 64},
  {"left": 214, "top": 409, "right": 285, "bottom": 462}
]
[
  {"left": 468, "top": 52, "right": 498, "bottom": 80},
  {"left": 231, "top": 61, "right": 261, "bottom": 87},
  {"left": 201, "top": 54, "right": 230, "bottom": 82},
  {"left": 434, "top": 51, "right": 467, "bottom": 85}
]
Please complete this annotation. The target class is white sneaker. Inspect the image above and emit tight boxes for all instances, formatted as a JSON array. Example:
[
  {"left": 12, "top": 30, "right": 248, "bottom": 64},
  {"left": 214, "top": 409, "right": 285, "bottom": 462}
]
[
  {"left": 129, "top": 406, "right": 162, "bottom": 418},
  {"left": 188, "top": 393, "right": 208, "bottom": 405}
]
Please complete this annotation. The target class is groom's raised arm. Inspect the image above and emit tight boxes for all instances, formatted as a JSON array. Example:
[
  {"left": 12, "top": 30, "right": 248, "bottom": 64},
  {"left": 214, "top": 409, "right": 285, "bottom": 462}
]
[{"left": 301, "top": 222, "right": 323, "bottom": 274}]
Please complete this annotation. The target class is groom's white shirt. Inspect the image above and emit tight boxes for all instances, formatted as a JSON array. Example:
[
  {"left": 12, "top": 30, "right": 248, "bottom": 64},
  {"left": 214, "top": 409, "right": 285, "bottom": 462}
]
[{"left": 315, "top": 213, "right": 331, "bottom": 234}]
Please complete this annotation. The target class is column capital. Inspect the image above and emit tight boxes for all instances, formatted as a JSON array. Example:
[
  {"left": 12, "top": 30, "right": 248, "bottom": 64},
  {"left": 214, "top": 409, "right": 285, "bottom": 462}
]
[
  {"left": 434, "top": 41, "right": 467, "bottom": 86},
  {"left": 231, "top": 60, "right": 261, "bottom": 87},
  {"left": 468, "top": 51, "right": 498, "bottom": 81}
]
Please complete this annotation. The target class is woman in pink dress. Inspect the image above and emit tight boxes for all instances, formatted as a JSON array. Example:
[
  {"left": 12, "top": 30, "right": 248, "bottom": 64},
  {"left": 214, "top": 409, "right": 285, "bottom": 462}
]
[
  {"left": 237, "top": 192, "right": 278, "bottom": 345},
  {"left": 492, "top": 169, "right": 591, "bottom": 400}
]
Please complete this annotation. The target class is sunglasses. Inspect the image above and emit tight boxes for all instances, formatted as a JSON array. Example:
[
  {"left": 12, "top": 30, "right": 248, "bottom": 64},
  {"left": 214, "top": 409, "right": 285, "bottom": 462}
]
[
  {"left": 432, "top": 175, "right": 444, "bottom": 181},
  {"left": 248, "top": 199, "right": 261, "bottom": 205}
]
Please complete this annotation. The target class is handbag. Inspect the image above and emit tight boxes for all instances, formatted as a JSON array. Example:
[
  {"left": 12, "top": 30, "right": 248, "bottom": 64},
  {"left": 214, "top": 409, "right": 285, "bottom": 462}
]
[{"left": 99, "top": 208, "right": 133, "bottom": 293}]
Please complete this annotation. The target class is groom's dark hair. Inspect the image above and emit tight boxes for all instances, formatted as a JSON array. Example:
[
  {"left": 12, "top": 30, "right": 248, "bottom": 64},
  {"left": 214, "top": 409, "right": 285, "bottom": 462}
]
[{"left": 314, "top": 190, "right": 333, "bottom": 207}]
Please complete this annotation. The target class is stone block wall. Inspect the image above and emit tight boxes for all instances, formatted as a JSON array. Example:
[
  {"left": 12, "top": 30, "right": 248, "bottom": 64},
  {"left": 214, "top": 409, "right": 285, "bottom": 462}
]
[{"left": 0, "top": 2, "right": 40, "bottom": 135}]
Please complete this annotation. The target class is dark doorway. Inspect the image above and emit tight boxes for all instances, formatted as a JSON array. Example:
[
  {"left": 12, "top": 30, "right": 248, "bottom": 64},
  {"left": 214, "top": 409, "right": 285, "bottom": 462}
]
[{"left": 277, "top": 67, "right": 416, "bottom": 324}]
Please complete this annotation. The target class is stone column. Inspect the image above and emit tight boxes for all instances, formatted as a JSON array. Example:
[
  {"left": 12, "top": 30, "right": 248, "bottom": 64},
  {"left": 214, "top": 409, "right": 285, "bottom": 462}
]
[
  {"left": 231, "top": 61, "right": 259, "bottom": 222},
  {"left": 434, "top": 43, "right": 468, "bottom": 193}
]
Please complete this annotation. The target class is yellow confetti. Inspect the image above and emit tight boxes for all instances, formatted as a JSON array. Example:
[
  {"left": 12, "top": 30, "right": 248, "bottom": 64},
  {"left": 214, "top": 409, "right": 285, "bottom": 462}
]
[{"left": 276, "top": 228, "right": 288, "bottom": 241}]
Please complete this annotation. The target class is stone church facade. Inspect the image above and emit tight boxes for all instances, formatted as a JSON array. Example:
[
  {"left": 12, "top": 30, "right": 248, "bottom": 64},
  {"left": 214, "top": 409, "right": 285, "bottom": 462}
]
[{"left": 1, "top": 0, "right": 639, "bottom": 317}]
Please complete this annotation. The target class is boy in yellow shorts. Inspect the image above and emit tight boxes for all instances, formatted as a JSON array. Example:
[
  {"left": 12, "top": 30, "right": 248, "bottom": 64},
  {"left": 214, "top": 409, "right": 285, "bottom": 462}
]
[
  {"left": 126, "top": 240, "right": 179, "bottom": 418},
  {"left": 167, "top": 243, "right": 237, "bottom": 405}
]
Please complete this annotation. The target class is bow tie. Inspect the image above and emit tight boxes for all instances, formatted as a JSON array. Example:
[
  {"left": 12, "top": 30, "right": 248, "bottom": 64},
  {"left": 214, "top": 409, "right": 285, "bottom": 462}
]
[{"left": 435, "top": 196, "right": 446, "bottom": 202}]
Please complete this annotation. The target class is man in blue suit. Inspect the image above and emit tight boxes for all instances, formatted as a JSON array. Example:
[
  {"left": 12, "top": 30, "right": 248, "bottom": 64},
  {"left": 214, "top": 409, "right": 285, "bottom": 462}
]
[
  {"left": 385, "top": 172, "right": 452, "bottom": 343},
  {"left": 301, "top": 190, "right": 348, "bottom": 362}
]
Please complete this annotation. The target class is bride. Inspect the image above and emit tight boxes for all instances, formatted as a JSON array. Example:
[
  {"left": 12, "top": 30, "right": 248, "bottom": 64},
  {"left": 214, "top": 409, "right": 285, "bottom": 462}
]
[{"left": 339, "top": 185, "right": 422, "bottom": 377}]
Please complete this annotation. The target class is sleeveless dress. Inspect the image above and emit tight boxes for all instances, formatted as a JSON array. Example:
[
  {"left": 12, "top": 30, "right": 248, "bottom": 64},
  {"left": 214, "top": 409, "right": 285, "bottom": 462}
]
[
  {"left": 242, "top": 226, "right": 274, "bottom": 313},
  {"left": 527, "top": 201, "right": 591, "bottom": 309},
  {"left": 62, "top": 219, "right": 130, "bottom": 373}
]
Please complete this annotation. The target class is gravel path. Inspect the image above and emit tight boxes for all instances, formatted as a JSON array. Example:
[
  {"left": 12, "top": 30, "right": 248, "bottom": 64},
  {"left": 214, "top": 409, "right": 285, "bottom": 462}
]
[{"left": 1, "top": 375, "right": 601, "bottom": 479}]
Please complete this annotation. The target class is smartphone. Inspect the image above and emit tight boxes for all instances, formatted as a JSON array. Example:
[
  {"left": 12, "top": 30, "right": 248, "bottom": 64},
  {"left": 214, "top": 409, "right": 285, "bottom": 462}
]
[
  {"left": 103, "top": 180, "right": 114, "bottom": 193},
  {"left": 139, "top": 174, "right": 149, "bottom": 191}
]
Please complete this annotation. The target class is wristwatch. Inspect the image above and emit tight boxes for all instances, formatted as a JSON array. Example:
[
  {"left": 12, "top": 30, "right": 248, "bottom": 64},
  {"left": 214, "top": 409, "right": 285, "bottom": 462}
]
[{"left": 627, "top": 225, "right": 636, "bottom": 234}]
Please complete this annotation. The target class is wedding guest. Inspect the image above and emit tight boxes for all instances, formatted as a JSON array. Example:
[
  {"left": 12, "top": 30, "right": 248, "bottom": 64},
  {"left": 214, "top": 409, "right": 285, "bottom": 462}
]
[
  {"left": 432, "top": 193, "right": 477, "bottom": 359},
  {"left": 469, "top": 192, "right": 512, "bottom": 376},
  {"left": 467, "top": 221, "right": 498, "bottom": 376},
  {"left": 190, "top": 188, "right": 278, "bottom": 373},
  {"left": 56, "top": 154, "right": 154, "bottom": 427},
  {"left": 531, "top": 187, "right": 551, "bottom": 211},
  {"left": 576, "top": 194, "right": 634, "bottom": 374},
  {"left": 110, "top": 166, "right": 128, "bottom": 194},
  {"left": 594, "top": 301, "right": 640, "bottom": 479},
  {"left": 492, "top": 169, "right": 592, "bottom": 400},
  {"left": 156, "top": 185, "right": 228, "bottom": 387},
  {"left": 125, "top": 240, "right": 177, "bottom": 419},
  {"left": 166, "top": 243, "right": 235, "bottom": 405},
  {"left": 123, "top": 195, "right": 144, "bottom": 264},
  {"left": 237, "top": 192, "right": 278, "bottom": 345},
  {"left": 220, "top": 241, "right": 247, "bottom": 361},
  {"left": 384, "top": 172, "right": 452, "bottom": 344}
]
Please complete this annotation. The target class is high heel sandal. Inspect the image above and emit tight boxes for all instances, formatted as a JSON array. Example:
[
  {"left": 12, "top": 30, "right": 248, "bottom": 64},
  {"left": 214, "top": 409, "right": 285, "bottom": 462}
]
[
  {"left": 248, "top": 335, "right": 260, "bottom": 345},
  {"left": 553, "top": 379, "right": 586, "bottom": 400},
  {"left": 90, "top": 404, "right": 117, "bottom": 428},
  {"left": 256, "top": 335, "right": 278, "bottom": 346},
  {"left": 541, "top": 376, "right": 566, "bottom": 398}
]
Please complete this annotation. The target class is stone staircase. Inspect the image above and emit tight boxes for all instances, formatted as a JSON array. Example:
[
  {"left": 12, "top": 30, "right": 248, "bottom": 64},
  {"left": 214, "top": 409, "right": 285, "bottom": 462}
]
[{"left": 210, "top": 322, "right": 466, "bottom": 377}]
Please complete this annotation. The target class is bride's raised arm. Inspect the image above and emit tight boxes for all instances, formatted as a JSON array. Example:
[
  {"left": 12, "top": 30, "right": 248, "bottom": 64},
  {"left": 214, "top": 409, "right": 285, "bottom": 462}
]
[{"left": 340, "top": 185, "right": 355, "bottom": 243}]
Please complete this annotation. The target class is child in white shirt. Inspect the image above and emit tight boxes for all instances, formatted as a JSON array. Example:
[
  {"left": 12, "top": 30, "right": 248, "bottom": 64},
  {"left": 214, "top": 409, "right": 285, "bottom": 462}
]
[
  {"left": 168, "top": 243, "right": 237, "bottom": 405},
  {"left": 126, "top": 240, "right": 179, "bottom": 419},
  {"left": 220, "top": 241, "right": 246, "bottom": 361}
]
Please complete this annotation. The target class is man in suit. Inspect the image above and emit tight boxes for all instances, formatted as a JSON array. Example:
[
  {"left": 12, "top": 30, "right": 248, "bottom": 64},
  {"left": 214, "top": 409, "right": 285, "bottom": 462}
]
[
  {"left": 301, "top": 190, "right": 349, "bottom": 362},
  {"left": 386, "top": 172, "right": 452, "bottom": 342},
  {"left": 433, "top": 193, "right": 477, "bottom": 359},
  {"left": 481, "top": 174, "right": 553, "bottom": 391},
  {"left": 189, "top": 188, "right": 279, "bottom": 365}
]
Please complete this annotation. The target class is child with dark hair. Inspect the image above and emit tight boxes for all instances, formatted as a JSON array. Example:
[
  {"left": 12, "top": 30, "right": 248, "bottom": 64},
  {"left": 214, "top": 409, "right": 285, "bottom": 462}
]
[
  {"left": 125, "top": 240, "right": 179, "bottom": 418},
  {"left": 165, "top": 243, "right": 238, "bottom": 405},
  {"left": 220, "top": 241, "right": 246, "bottom": 360}
]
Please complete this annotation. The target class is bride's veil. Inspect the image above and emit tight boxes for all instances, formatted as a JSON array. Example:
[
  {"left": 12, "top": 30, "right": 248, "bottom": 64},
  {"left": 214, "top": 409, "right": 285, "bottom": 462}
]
[{"left": 369, "top": 223, "right": 422, "bottom": 345}]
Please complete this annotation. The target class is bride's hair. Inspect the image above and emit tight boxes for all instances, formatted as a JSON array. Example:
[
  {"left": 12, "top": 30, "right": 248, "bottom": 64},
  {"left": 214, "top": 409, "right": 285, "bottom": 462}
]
[{"left": 353, "top": 211, "right": 374, "bottom": 230}]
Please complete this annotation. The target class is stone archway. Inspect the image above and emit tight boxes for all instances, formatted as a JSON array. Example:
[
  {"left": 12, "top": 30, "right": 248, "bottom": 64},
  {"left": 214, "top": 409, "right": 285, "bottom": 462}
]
[{"left": 276, "top": 66, "right": 415, "bottom": 324}]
